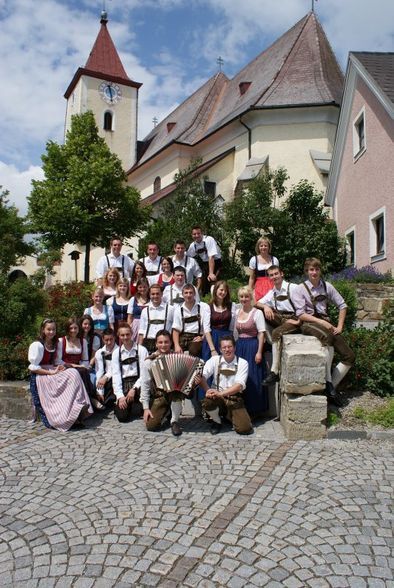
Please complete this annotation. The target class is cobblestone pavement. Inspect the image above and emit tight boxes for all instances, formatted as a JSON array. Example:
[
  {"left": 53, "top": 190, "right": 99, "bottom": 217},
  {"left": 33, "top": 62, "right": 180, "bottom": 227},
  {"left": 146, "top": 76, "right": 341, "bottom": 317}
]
[{"left": 0, "top": 414, "right": 393, "bottom": 588}]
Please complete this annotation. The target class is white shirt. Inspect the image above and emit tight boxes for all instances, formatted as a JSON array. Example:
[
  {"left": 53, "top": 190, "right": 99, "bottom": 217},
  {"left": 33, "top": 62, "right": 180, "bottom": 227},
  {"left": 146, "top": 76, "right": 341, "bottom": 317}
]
[
  {"left": 162, "top": 283, "right": 200, "bottom": 306},
  {"left": 203, "top": 355, "right": 248, "bottom": 392},
  {"left": 56, "top": 337, "right": 89, "bottom": 368},
  {"left": 96, "top": 252, "right": 134, "bottom": 279},
  {"left": 171, "top": 255, "right": 202, "bottom": 283},
  {"left": 94, "top": 343, "right": 119, "bottom": 382},
  {"left": 83, "top": 305, "right": 115, "bottom": 326},
  {"left": 140, "top": 255, "right": 162, "bottom": 275},
  {"left": 235, "top": 307, "right": 266, "bottom": 334},
  {"left": 259, "top": 280, "right": 297, "bottom": 314},
  {"left": 139, "top": 302, "right": 174, "bottom": 339},
  {"left": 172, "top": 301, "right": 211, "bottom": 334},
  {"left": 111, "top": 344, "right": 148, "bottom": 399},
  {"left": 187, "top": 235, "right": 221, "bottom": 262},
  {"left": 249, "top": 255, "right": 279, "bottom": 271},
  {"left": 28, "top": 341, "right": 60, "bottom": 371}
]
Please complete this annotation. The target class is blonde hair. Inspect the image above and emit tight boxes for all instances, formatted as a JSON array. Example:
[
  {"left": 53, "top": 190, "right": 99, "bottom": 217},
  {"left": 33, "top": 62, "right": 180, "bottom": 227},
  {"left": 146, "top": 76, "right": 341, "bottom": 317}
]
[
  {"left": 255, "top": 236, "right": 272, "bottom": 255},
  {"left": 116, "top": 277, "right": 130, "bottom": 298},
  {"left": 237, "top": 285, "right": 254, "bottom": 304},
  {"left": 103, "top": 267, "right": 121, "bottom": 288},
  {"left": 93, "top": 286, "right": 104, "bottom": 299}
]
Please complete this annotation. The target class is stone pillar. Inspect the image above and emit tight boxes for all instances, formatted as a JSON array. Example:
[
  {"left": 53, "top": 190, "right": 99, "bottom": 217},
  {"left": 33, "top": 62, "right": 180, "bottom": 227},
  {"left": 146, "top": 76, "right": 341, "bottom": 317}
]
[{"left": 279, "top": 334, "right": 327, "bottom": 440}]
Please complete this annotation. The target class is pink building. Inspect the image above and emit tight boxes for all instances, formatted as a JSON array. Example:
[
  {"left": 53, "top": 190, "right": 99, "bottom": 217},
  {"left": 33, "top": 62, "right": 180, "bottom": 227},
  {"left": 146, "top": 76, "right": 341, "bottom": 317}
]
[{"left": 326, "top": 53, "right": 394, "bottom": 273}]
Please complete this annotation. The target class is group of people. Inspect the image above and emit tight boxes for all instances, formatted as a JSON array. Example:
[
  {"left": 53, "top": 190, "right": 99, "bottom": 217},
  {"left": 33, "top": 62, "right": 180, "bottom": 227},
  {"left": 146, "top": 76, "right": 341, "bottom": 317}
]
[{"left": 28, "top": 229, "right": 354, "bottom": 435}]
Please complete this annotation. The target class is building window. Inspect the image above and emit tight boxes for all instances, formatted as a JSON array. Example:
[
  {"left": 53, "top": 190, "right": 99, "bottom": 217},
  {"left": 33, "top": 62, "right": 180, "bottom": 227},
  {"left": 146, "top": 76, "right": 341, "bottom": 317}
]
[
  {"left": 153, "top": 176, "right": 161, "bottom": 193},
  {"left": 345, "top": 227, "right": 356, "bottom": 266},
  {"left": 369, "top": 207, "right": 386, "bottom": 262},
  {"left": 353, "top": 107, "right": 366, "bottom": 159},
  {"left": 204, "top": 180, "right": 216, "bottom": 197},
  {"left": 103, "top": 111, "right": 113, "bottom": 131}
]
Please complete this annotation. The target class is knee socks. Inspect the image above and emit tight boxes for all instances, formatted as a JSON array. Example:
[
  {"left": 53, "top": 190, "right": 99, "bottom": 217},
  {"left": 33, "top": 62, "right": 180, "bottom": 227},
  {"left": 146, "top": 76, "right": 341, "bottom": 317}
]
[{"left": 170, "top": 400, "right": 182, "bottom": 423}]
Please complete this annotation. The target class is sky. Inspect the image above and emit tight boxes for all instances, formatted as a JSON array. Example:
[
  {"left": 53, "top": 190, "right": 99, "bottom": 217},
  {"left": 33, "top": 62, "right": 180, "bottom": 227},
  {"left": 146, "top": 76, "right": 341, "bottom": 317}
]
[{"left": 1, "top": 0, "right": 393, "bottom": 215}]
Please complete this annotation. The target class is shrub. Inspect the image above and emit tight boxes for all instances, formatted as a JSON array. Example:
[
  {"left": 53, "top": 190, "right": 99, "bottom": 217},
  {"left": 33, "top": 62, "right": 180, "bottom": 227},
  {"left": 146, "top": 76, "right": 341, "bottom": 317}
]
[
  {"left": 0, "top": 334, "right": 31, "bottom": 380},
  {"left": 327, "top": 279, "right": 357, "bottom": 331},
  {"left": 46, "top": 281, "right": 94, "bottom": 333},
  {"left": 0, "top": 276, "right": 47, "bottom": 339},
  {"left": 330, "top": 265, "right": 393, "bottom": 283}
]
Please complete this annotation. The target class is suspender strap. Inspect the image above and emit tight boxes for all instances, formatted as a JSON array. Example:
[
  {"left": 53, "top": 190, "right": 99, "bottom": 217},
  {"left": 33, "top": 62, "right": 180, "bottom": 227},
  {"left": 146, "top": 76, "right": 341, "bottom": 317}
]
[
  {"left": 181, "top": 304, "right": 201, "bottom": 334},
  {"left": 118, "top": 347, "right": 140, "bottom": 393}
]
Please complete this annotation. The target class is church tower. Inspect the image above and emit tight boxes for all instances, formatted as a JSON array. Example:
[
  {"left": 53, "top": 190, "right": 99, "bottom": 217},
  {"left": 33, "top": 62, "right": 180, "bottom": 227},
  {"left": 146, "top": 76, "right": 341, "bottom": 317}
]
[{"left": 64, "top": 11, "right": 142, "bottom": 171}]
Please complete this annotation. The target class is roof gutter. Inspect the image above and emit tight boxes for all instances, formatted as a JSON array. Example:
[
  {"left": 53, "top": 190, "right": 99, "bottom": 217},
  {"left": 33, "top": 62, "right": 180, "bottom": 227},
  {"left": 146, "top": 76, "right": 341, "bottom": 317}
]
[{"left": 239, "top": 116, "right": 252, "bottom": 159}]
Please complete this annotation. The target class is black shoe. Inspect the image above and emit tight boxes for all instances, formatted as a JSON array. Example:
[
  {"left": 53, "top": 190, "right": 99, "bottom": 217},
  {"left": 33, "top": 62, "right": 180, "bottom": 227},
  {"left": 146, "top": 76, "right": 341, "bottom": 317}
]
[
  {"left": 325, "top": 382, "right": 341, "bottom": 406},
  {"left": 210, "top": 422, "right": 222, "bottom": 435},
  {"left": 171, "top": 421, "right": 182, "bottom": 436},
  {"left": 263, "top": 371, "right": 279, "bottom": 385}
]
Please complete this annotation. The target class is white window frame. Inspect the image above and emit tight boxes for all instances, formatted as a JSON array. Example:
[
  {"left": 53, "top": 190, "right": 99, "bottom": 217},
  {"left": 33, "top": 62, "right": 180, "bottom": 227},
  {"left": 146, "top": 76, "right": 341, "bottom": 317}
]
[
  {"left": 369, "top": 206, "right": 386, "bottom": 263},
  {"left": 345, "top": 225, "right": 356, "bottom": 267},
  {"left": 352, "top": 106, "right": 366, "bottom": 161}
]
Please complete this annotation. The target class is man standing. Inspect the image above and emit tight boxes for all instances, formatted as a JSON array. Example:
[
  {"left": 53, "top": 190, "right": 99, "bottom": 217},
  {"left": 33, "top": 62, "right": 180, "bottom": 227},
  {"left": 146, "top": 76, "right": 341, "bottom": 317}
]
[
  {"left": 96, "top": 236, "right": 134, "bottom": 280},
  {"left": 187, "top": 226, "right": 222, "bottom": 295},
  {"left": 293, "top": 257, "right": 355, "bottom": 403},
  {"left": 140, "top": 242, "right": 162, "bottom": 278},
  {"left": 112, "top": 323, "right": 148, "bottom": 422},
  {"left": 200, "top": 336, "right": 253, "bottom": 435},
  {"left": 163, "top": 266, "right": 200, "bottom": 307},
  {"left": 255, "top": 265, "right": 300, "bottom": 385},
  {"left": 139, "top": 284, "right": 174, "bottom": 353},
  {"left": 172, "top": 284, "right": 212, "bottom": 357},
  {"left": 171, "top": 240, "right": 202, "bottom": 288}
]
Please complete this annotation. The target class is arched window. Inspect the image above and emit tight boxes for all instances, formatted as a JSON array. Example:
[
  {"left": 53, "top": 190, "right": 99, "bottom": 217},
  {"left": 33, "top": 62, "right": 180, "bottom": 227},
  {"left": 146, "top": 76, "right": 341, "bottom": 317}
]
[
  {"left": 103, "top": 111, "right": 113, "bottom": 131},
  {"left": 154, "top": 176, "right": 161, "bottom": 193}
]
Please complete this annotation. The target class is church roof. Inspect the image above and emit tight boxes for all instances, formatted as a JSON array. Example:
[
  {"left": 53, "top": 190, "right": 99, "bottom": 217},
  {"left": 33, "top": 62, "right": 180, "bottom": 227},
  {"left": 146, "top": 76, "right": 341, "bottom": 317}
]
[
  {"left": 65, "top": 14, "right": 141, "bottom": 99},
  {"left": 133, "top": 11, "right": 343, "bottom": 170}
]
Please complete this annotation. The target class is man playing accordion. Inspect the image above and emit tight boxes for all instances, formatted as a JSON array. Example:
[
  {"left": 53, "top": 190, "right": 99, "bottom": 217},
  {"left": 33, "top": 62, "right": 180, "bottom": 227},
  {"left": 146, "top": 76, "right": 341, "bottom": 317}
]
[
  {"left": 140, "top": 330, "right": 204, "bottom": 436},
  {"left": 200, "top": 335, "right": 253, "bottom": 435}
]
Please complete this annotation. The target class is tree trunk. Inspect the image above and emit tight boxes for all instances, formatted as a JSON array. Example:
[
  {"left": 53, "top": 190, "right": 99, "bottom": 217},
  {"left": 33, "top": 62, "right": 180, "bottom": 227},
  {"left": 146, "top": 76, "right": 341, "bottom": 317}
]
[{"left": 84, "top": 240, "right": 91, "bottom": 283}]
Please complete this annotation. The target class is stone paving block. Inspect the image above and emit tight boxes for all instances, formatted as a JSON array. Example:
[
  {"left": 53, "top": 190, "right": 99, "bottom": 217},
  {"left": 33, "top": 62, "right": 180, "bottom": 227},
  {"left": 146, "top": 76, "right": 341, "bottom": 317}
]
[{"left": 281, "top": 393, "right": 327, "bottom": 440}]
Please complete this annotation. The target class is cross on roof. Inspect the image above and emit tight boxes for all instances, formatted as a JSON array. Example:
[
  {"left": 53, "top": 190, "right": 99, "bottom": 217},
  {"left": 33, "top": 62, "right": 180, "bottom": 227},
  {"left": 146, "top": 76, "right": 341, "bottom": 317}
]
[
  {"left": 217, "top": 56, "right": 224, "bottom": 71},
  {"left": 152, "top": 117, "right": 158, "bottom": 128}
]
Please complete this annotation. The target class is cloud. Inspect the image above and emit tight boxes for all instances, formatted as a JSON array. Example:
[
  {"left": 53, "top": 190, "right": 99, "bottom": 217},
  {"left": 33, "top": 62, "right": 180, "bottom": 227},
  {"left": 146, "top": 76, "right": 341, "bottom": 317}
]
[{"left": 0, "top": 162, "right": 44, "bottom": 215}]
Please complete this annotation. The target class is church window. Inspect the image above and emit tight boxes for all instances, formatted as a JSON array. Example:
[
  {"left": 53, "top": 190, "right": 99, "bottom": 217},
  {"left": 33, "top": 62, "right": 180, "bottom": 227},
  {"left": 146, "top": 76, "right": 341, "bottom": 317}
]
[
  {"left": 353, "top": 107, "right": 366, "bottom": 159},
  {"left": 104, "top": 111, "right": 114, "bottom": 131},
  {"left": 204, "top": 180, "right": 216, "bottom": 197},
  {"left": 239, "top": 82, "right": 252, "bottom": 95},
  {"left": 369, "top": 207, "right": 386, "bottom": 262},
  {"left": 154, "top": 176, "right": 161, "bottom": 193}
]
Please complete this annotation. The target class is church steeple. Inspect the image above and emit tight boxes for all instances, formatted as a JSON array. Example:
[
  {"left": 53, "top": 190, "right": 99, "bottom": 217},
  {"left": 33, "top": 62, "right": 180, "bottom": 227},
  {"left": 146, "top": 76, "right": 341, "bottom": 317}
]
[{"left": 64, "top": 12, "right": 142, "bottom": 171}]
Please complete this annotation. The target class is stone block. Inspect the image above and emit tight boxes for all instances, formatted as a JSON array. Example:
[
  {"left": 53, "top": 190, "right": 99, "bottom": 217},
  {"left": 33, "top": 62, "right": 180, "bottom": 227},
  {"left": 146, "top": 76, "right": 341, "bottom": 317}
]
[
  {"left": 280, "top": 334, "right": 326, "bottom": 395},
  {"left": 281, "top": 393, "right": 327, "bottom": 441},
  {"left": 360, "top": 298, "right": 382, "bottom": 313},
  {"left": 0, "top": 381, "right": 32, "bottom": 420}
]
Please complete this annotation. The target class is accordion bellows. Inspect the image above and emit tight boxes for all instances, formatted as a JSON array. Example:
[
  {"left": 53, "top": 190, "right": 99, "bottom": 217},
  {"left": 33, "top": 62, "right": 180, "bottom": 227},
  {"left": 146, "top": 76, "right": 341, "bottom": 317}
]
[{"left": 151, "top": 353, "right": 204, "bottom": 396}]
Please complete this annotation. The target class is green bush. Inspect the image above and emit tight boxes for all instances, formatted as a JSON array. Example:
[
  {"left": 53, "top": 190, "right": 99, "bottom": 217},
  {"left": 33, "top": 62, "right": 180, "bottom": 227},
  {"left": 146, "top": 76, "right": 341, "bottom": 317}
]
[
  {"left": 327, "top": 279, "right": 357, "bottom": 331},
  {"left": 0, "top": 276, "right": 47, "bottom": 339},
  {"left": 46, "top": 281, "right": 94, "bottom": 333},
  {"left": 0, "top": 334, "right": 31, "bottom": 380}
]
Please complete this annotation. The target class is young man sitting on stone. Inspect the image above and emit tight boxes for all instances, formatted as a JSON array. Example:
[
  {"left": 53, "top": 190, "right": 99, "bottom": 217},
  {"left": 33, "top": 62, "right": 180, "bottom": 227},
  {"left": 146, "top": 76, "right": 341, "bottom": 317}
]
[
  {"left": 94, "top": 327, "right": 118, "bottom": 407},
  {"left": 255, "top": 265, "right": 300, "bottom": 385},
  {"left": 140, "top": 330, "right": 203, "bottom": 436},
  {"left": 200, "top": 335, "right": 253, "bottom": 435},
  {"left": 293, "top": 257, "right": 355, "bottom": 403}
]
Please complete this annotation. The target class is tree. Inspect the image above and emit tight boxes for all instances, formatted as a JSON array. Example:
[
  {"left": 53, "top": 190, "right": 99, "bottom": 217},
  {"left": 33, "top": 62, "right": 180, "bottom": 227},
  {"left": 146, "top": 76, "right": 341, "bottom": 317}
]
[
  {"left": 0, "top": 186, "right": 33, "bottom": 275},
  {"left": 140, "top": 159, "right": 225, "bottom": 258},
  {"left": 28, "top": 111, "right": 150, "bottom": 282},
  {"left": 224, "top": 169, "right": 346, "bottom": 278}
]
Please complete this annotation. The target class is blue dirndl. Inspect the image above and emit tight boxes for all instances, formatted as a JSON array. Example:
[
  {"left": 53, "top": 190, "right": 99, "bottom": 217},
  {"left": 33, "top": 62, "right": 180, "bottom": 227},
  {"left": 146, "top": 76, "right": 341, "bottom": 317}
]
[
  {"left": 29, "top": 373, "right": 52, "bottom": 428},
  {"left": 236, "top": 337, "right": 268, "bottom": 416}
]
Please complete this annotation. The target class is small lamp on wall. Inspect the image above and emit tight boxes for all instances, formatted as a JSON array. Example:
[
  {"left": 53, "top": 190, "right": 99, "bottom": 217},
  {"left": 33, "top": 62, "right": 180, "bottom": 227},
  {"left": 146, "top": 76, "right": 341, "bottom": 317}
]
[{"left": 68, "top": 250, "right": 81, "bottom": 282}]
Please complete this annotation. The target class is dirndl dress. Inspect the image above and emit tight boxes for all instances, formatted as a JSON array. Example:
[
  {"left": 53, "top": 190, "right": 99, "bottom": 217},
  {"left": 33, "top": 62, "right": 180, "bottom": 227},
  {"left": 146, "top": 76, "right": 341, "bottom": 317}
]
[
  {"left": 235, "top": 308, "right": 268, "bottom": 416},
  {"left": 249, "top": 255, "right": 279, "bottom": 302}
]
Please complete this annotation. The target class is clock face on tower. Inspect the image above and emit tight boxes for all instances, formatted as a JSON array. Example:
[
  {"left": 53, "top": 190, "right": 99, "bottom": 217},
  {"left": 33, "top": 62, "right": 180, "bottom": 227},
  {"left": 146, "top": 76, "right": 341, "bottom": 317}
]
[{"left": 99, "top": 81, "right": 122, "bottom": 104}]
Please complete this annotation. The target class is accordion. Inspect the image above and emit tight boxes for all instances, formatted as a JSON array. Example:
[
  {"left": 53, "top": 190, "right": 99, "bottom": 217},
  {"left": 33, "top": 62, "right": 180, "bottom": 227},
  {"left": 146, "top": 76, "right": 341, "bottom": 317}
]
[{"left": 151, "top": 353, "right": 204, "bottom": 397}]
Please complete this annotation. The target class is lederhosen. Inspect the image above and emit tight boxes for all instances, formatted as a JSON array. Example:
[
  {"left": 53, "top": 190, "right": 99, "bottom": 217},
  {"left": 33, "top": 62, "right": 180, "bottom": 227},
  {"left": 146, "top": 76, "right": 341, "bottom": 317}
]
[
  {"left": 61, "top": 337, "right": 94, "bottom": 396},
  {"left": 169, "top": 286, "right": 184, "bottom": 306},
  {"left": 106, "top": 254, "right": 125, "bottom": 277},
  {"left": 194, "top": 242, "right": 222, "bottom": 296},
  {"left": 300, "top": 281, "right": 355, "bottom": 365},
  {"left": 179, "top": 304, "right": 203, "bottom": 356},
  {"left": 264, "top": 285, "right": 299, "bottom": 343},
  {"left": 114, "top": 347, "right": 141, "bottom": 421},
  {"left": 144, "top": 256, "right": 162, "bottom": 277},
  {"left": 98, "top": 349, "right": 115, "bottom": 403},
  {"left": 143, "top": 305, "right": 169, "bottom": 353},
  {"left": 30, "top": 345, "right": 55, "bottom": 428},
  {"left": 203, "top": 359, "right": 245, "bottom": 416}
]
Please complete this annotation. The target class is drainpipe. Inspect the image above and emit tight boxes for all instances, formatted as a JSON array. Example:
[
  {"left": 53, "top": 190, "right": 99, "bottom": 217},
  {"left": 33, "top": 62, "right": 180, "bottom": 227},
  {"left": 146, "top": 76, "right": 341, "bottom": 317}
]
[{"left": 239, "top": 116, "right": 252, "bottom": 159}]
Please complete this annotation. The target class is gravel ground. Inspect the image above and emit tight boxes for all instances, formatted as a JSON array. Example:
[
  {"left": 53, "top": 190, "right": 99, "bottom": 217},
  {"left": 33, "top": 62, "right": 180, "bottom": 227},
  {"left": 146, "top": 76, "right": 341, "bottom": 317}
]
[{"left": 330, "top": 390, "right": 392, "bottom": 431}]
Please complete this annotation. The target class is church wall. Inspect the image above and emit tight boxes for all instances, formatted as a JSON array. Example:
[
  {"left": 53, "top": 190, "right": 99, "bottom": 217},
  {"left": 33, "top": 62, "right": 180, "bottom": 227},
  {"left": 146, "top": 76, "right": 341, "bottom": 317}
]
[{"left": 334, "top": 77, "right": 394, "bottom": 272}]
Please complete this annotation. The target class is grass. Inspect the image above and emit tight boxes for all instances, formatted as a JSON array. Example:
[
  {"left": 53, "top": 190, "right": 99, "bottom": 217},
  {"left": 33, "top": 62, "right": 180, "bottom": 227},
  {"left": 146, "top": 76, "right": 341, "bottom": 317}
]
[
  {"left": 327, "top": 412, "right": 341, "bottom": 427},
  {"left": 353, "top": 398, "right": 394, "bottom": 429}
]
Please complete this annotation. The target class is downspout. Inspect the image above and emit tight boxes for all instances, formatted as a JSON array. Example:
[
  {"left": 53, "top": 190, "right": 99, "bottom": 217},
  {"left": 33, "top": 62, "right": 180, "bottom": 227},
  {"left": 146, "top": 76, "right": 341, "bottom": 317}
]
[{"left": 239, "top": 116, "right": 252, "bottom": 159}]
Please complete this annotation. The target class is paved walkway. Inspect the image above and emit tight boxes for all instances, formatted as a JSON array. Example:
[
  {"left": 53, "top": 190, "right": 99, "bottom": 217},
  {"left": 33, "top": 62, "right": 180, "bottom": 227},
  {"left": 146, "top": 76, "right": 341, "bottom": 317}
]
[{"left": 0, "top": 415, "right": 393, "bottom": 587}]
